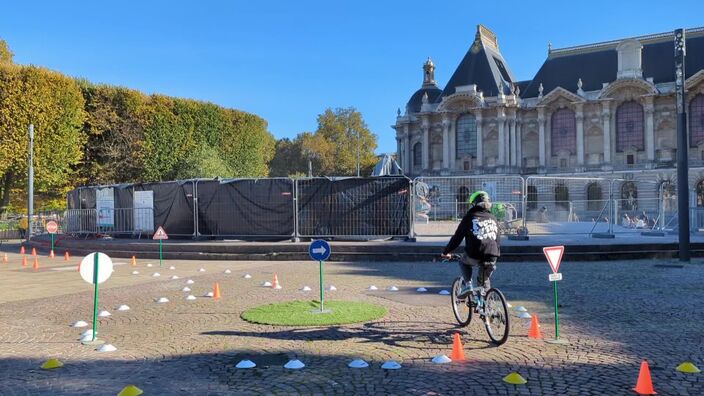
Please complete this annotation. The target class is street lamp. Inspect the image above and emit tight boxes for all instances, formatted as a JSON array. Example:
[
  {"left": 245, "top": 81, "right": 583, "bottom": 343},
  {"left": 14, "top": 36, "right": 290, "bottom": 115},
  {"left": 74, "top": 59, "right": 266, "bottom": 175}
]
[
  {"left": 674, "top": 28, "right": 689, "bottom": 262},
  {"left": 27, "top": 123, "right": 34, "bottom": 241}
]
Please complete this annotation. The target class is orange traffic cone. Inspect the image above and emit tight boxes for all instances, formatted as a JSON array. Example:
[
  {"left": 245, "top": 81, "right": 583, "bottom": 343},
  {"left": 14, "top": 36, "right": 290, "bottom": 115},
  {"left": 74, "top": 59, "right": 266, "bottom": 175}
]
[
  {"left": 31, "top": 247, "right": 37, "bottom": 257},
  {"left": 2, "top": 253, "right": 8, "bottom": 263},
  {"left": 528, "top": 314, "right": 542, "bottom": 339},
  {"left": 450, "top": 333, "right": 466, "bottom": 361},
  {"left": 634, "top": 360, "right": 657, "bottom": 395},
  {"left": 32, "top": 257, "right": 39, "bottom": 271},
  {"left": 213, "top": 282, "right": 221, "bottom": 300},
  {"left": 131, "top": 256, "right": 137, "bottom": 266},
  {"left": 64, "top": 251, "right": 70, "bottom": 261},
  {"left": 20, "top": 246, "right": 25, "bottom": 255},
  {"left": 22, "top": 256, "right": 28, "bottom": 267},
  {"left": 272, "top": 273, "right": 282, "bottom": 289},
  {"left": 49, "top": 250, "right": 55, "bottom": 259}
]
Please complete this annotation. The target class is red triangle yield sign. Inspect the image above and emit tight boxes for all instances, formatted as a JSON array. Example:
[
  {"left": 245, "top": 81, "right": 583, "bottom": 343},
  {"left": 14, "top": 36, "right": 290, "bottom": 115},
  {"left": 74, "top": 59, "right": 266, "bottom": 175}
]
[
  {"left": 543, "top": 246, "right": 564, "bottom": 273},
  {"left": 153, "top": 226, "right": 168, "bottom": 240}
]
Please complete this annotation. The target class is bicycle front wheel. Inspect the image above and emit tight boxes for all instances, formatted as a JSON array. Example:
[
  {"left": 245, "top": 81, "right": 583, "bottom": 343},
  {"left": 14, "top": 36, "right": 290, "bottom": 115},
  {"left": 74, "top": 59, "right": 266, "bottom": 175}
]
[
  {"left": 451, "top": 277, "right": 472, "bottom": 327},
  {"left": 484, "top": 288, "right": 509, "bottom": 345}
]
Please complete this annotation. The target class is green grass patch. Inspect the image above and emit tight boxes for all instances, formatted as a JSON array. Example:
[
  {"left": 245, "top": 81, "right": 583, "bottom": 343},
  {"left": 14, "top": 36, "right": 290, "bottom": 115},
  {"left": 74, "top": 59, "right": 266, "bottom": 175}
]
[{"left": 241, "top": 300, "right": 387, "bottom": 326}]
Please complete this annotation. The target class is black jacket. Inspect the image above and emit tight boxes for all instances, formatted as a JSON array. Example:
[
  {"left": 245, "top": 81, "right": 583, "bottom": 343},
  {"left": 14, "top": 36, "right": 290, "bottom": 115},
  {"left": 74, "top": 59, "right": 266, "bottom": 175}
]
[{"left": 443, "top": 205, "right": 501, "bottom": 260}]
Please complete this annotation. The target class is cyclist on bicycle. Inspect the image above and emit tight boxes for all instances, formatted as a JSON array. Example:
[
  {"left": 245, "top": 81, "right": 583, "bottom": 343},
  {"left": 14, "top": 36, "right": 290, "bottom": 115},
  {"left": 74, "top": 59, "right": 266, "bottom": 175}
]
[{"left": 441, "top": 190, "right": 500, "bottom": 297}]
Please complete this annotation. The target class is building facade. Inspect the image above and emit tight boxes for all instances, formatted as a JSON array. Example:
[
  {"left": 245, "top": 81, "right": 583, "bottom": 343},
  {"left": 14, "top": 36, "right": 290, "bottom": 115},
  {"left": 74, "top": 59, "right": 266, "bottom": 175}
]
[{"left": 393, "top": 25, "right": 704, "bottom": 218}]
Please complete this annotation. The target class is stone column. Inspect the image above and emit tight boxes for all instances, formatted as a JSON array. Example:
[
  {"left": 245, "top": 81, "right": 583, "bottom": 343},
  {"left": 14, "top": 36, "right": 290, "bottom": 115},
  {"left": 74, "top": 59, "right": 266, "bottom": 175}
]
[
  {"left": 449, "top": 116, "right": 456, "bottom": 170},
  {"left": 509, "top": 119, "right": 517, "bottom": 167},
  {"left": 602, "top": 101, "right": 612, "bottom": 163},
  {"left": 576, "top": 103, "right": 585, "bottom": 165},
  {"left": 497, "top": 109, "right": 506, "bottom": 166},
  {"left": 442, "top": 116, "right": 450, "bottom": 169},
  {"left": 421, "top": 122, "right": 430, "bottom": 171},
  {"left": 404, "top": 125, "right": 411, "bottom": 172},
  {"left": 644, "top": 96, "right": 655, "bottom": 161},
  {"left": 476, "top": 112, "right": 483, "bottom": 168},
  {"left": 538, "top": 107, "right": 546, "bottom": 167},
  {"left": 516, "top": 120, "right": 522, "bottom": 168}
]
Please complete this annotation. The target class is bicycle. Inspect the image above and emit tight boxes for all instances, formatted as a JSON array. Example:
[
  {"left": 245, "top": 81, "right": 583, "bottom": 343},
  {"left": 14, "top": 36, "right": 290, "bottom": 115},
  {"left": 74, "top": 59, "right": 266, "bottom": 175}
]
[{"left": 443, "top": 254, "right": 510, "bottom": 345}]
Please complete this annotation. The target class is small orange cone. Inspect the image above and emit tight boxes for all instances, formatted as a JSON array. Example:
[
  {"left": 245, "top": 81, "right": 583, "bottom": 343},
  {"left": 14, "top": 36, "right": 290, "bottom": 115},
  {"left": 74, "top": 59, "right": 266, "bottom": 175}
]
[
  {"left": 131, "top": 256, "right": 137, "bottom": 266},
  {"left": 31, "top": 247, "right": 37, "bottom": 257},
  {"left": 450, "top": 333, "right": 466, "bottom": 361},
  {"left": 32, "top": 257, "right": 39, "bottom": 271},
  {"left": 528, "top": 314, "right": 542, "bottom": 339},
  {"left": 20, "top": 246, "right": 25, "bottom": 255},
  {"left": 49, "top": 250, "right": 55, "bottom": 259},
  {"left": 213, "top": 282, "right": 221, "bottom": 300},
  {"left": 64, "top": 251, "right": 70, "bottom": 261},
  {"left": 2, "top": 253, "right": 8, "bottom": 263},
  {"left": 634, "top": 360, "right": 657, "bottom": 395},
  {"left": 22, "top": 256, "right": 28, "bottom": 267},
  {"left": 272, "top": 273, "right": 282, "bottom": 289}
]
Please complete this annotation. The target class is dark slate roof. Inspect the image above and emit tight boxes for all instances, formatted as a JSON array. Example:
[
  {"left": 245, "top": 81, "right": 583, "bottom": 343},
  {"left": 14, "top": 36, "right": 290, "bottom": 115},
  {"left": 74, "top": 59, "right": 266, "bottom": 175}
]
[
  {"left": 440, "top": 42, "right": 516, "bottom": 99},
  {"left": 521, "top": 31, "right": 704, "bottom": 98},
  {"left": 515, "top": 80, "right": 531, "bottom": 96},
  {"left": 406, "top": 86, "right": 442, "bottom": 113}
]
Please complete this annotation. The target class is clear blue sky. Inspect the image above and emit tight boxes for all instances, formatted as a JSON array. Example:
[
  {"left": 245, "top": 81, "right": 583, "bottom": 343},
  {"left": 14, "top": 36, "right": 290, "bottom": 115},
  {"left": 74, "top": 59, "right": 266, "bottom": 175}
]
[{"left": 1, "top": 1, "right": 702, "bottom": 154}]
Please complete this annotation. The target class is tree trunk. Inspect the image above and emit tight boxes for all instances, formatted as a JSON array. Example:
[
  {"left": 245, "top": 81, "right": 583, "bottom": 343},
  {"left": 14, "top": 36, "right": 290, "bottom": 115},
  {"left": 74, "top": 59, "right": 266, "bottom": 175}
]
[{"left": 0, "top": 172, "right": 13, "bottom": 216}]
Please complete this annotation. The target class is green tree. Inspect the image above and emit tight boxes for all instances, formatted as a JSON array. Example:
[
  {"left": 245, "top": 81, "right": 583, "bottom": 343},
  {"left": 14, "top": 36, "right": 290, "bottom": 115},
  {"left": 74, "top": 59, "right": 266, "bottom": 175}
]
[
  {"left": 269, "top": 138, "right": 308, "bottom": 177},
  {"left": 0, "top": 64, "right": 86, "bottom": 214}
]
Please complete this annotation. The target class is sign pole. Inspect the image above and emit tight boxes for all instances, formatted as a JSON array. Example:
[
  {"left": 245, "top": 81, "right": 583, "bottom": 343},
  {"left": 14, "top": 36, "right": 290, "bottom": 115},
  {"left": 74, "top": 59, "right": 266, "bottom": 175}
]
[
  {"left": 50, "top": 233, "right": 54, "bottom": 253},
  {"left": 553, "top": 280, "right": 560, "bottom": 339},
  {"left": 319, "top": 260, "right": 324, "bottom": 312},
  {"left": 159, "top": 239, "right": 163, "bottom": 267},
  {"left": 91, "top": 253, "right": 99, "bottom": 341}
]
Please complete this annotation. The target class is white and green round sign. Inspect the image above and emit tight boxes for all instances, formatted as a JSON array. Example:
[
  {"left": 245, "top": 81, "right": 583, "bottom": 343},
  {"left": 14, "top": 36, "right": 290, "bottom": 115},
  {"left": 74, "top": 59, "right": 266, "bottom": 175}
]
[{"left": 79, "top": 252, "right": 113, "bottom": 284}]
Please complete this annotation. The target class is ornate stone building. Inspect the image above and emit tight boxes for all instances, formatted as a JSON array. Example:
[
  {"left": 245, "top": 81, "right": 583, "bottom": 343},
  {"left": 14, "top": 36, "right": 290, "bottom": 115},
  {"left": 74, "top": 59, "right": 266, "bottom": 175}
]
[{"left": 393, "top": 25, "right": 704, "bottom": 219}]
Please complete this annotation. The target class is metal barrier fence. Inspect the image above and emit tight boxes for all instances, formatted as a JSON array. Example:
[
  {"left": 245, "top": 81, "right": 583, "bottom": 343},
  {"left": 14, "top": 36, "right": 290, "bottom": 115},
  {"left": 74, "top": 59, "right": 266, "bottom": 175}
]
[{"left": 412, "top": 176, "right": 524, "bottom": 237}]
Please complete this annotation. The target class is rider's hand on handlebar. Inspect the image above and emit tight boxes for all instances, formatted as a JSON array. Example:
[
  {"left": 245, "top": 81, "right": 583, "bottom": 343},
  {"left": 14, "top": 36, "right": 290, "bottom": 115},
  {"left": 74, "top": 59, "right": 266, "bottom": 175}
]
[{"left": 440, "top": 253, "right": 452, "bottom": 261}]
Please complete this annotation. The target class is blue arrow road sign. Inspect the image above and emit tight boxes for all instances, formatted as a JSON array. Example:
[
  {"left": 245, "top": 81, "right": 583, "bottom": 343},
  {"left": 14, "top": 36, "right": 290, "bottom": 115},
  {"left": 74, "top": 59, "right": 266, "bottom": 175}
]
[{"left": 309, "top": 240, "right": 331, "bottom": 261}]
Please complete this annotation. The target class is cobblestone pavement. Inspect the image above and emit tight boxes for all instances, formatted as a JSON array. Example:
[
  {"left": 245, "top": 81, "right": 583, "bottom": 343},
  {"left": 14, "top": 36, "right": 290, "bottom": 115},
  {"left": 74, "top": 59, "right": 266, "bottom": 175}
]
[{"left": 0, "top": 246, "right": 702, "bottom": 395}]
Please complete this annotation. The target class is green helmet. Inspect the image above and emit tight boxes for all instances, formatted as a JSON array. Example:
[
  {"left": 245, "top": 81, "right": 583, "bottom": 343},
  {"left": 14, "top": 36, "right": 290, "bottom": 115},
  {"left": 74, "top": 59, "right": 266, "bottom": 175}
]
[{"left": 468, "top": 190, "right": 489, "bottom": 205}]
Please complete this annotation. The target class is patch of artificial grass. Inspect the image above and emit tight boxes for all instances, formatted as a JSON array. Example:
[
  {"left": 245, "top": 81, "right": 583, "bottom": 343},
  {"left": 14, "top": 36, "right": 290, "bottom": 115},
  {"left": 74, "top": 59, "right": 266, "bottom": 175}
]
[{"left": 241, "top": 300, "right": 387, "bottom": 326}]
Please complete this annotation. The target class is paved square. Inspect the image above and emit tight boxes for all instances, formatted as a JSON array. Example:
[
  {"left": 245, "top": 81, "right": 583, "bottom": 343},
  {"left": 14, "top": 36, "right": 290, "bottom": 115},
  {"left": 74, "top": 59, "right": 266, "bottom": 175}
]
[{"left": 0, "top": 246, "right": 702, "bottom": 395}]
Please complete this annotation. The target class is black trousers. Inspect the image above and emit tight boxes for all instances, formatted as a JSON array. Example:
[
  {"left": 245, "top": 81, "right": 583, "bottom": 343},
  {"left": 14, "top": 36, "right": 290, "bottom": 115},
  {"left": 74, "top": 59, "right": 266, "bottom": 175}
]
[{"left": 458, "top": 256, "right": 497, "bottom": 289}]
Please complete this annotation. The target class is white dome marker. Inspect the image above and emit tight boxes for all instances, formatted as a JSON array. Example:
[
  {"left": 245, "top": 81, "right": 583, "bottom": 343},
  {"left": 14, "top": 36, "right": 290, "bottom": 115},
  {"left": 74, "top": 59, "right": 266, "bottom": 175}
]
[
  {"left": 261, "top": 281, "right": 272, "bottom": 287},
  {"left": 388, "top": 286, "right": 399, "bottom": 292},
  {"left": 381, "top": 360, "right": 402, "bottom": 370},
  {"left": 224, "top": 269, "right": 231, "bottom": 274},
  {"left": 170, "top": 275, "right": 179, "bottom": 280},
  {"left": 79, "top": 334, "right": 94, "bottom": 343},
  {"left": 131, "top": 271, "right": 139, "bottom": 275},
  {"left": 169, "top": 266, "right": 176, "bottom": 270},
  {"left": 301, "top": 286, "right": 312, "bottom": 292},
  {"left": 152, "top": 272, "right": 161, "bottom": 277},
  {"left": 182, "top": 286, "right": 191, "bottom": 292},
  {"left": 243, "top": 274, "right": 252, "bottom": 279},
  {"left": 236, "top": 360, "right": 256, "bottom": 369},
  {"left": 156, "top": 297, "right": 169, "bottom": 303},
  {"left": 71, "top": 321, "right": 88, "bottom": 328},
  {"left": 416, "top": 287, "right": 428, "bottom": 292},
  {"left": 506, "top": 302, "right": 513, "bottom": 308},
  {"left": 146, "top": 263, "right": 153, "bottom": 267},
  {"left": 98, "top": 310, "right": 111, "bottom": 317},
  {"left": 514, "top": 306, "right": 528, "bottom": 312},
  {"left": 198, "top": 268, "right": 206, "bottom": 272},
  {"left": 284, "top": 359, "right": 305, "bottom": 369},
  {"left": 438, "top": 290, "right": 450, "bottom": 295},
  {"left": 368, "top": 285, "right": 378, "bottom": 291},
  {"left": 80, "top": 329, "right": 95, "bottom": 338},
  {"left": 432, "top": 355, "right": 452, "bottom": 364},
  {"left": 97, "top": 344, "right": 117, "bottom": 352},
  {"left": 348, "top": 359, "right": 369, "bottom": 368},
  {"left": 518, "top": 312, "right": 532, "bottom": 319},
  {"left": 186, "top": 279, "right": 194, "bottom": 285},
  {"left": 204, "top": 291, "right": 214, "bottom": 297},
  {"left": 186, "top": 295, "right": 196, "bottom": 301},
  {"left": 116, "top": 305, "right": 130, "bottom": 311},
  {"left": 326, "top": 285, "right": 337, "bottom": 291}
]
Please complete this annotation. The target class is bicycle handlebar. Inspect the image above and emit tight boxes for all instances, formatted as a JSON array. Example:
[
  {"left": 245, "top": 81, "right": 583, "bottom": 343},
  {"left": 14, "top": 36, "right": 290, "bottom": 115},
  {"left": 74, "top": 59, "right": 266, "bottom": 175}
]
[{"left": 440, "top": 254, "right": 462, "bottom": 263}]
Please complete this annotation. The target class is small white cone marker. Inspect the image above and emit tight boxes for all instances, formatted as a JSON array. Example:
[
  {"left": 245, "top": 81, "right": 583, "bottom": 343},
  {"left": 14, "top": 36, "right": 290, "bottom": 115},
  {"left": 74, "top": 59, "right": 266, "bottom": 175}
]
[
  {"left": 170, "top": 275, "right": 179, "bottom": 280},
  {"left": 198, "top": 268, "right": 206, "bottom": 272},
  {"left": 224, "top": 269, "right": 231, "bottom": 274},
  {"left": 146, "top": 263, "right": 153, "bottom": 267},
  {"left": 327, "top": 285, "right": 337, "bottom": 291},
  {"left": 416, "top": 287, "right": 428, "bottom": 292},
  {"left": 169, "top": 266, "right": 176, "bottom": 270},
  {"left": 97, "top": 344, "right": 117, "bottom": 352},
  {"left": 80, "top": 329, "right": 95, "bottom": 338},
  {"left": 438, "top": 290, "right": 450, "bottom": 295},
  {"left": 79, "top": 334, "right": 94, "bottom": 342},
  {"left": 514, "top": 306, "right": 527, "bottom": 312},
  {"left": 236, "top": 360, "right": 256, "bottom": 369},
  {"left": 204, "top": 291, "right": 214, "bottom": 297},
  {"left": 156, "top": 297, "right": 169, "bottom": 303},
  {"left": 243, "top": 274, "right": 252, "bottom": 279},
  {"left": 348, "top": 359, "right": 369, "bottom": 368},
  {"left": 301, "top": 286, "right": 312, "bottom": 292},
  {"left": 518, "top": 312, "right": 532, "bottom": 319},
  {"left": 432, "top": 355, "right": 452, "bottom": 364},
  {"left": 186, "top": 279, "right": 194, "bottom": 285},
  {"left": 261, "top": 281, "right": 272, "bottom": 287},
  {"left": 186, "top": 295, "right": 196, "bottom": 301},
  {"left": 388, "top": 286, "right": 399, "bottom": 291},
  {"left": 116, "top": 305, "right": 130, "bottom": 311},
  {"left": 182, "top": 286, "right": 191, "bottom": 292},
  {"left": 381, "top": 360, "right": 402, "bottom": 370},
  {"left": 284, "top": 359, "right": 305, "bottom": 369},
  {"left": 131, "top": 271, "right": 139, "bottom": 275},
  {"left": 71, "top": 321, "right": 88, "bottom": 328},
  {"left": 368, "top": 285, "right": 378, "bottom": 291},
  {"left": 98, "top": 310, "right": 111, "bottom": 317},
  {"left": 152, "top": 272, "right": 160, "bottom": 277}
]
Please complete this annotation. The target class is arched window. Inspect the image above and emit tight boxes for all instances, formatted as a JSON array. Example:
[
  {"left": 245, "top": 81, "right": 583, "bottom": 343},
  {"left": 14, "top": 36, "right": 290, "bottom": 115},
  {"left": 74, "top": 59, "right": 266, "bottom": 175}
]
[
  {"left": 616, "top": 101, "right": 644, "bottom": 151},
  {"left": 527, "top": 185, "right": 538, "bottom": 210},
  {"left": 413, "top": 142, "right": 422, "bottom": 167},
  {"left": 456, "top": 114, "right": 477, "bottom": 159},
  {"left": 587, "top": 183, "right": 603, "bottom": 211},
  {"left": 690, "top": 95, "right": 704, "bottom": 147},
  {"left": 620, "top": 182, "right": 638, "bottom": 211},
  {"left": 554, "top": 184, "right": 569, "bottom": 210},
  {"left": 660, "top": 181, "right": 676, "bottom": 212},
  {"left": 551, "top": 108, "right": 576, "bottom": 154}
]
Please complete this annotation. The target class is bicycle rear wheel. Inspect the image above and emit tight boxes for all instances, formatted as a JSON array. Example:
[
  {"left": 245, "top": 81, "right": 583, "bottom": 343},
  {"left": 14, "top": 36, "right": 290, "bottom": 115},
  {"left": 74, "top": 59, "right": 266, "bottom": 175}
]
[
  {"left": 451, "top": 277, "right": 472, "bottom": 326},
  {"left": 483, "top": 288, "right": 509, "bottom": 345}
]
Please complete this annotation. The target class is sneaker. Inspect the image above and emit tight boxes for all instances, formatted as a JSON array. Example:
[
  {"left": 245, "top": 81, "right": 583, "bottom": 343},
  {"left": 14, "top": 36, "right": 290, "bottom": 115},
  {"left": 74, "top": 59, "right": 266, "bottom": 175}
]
[{"left": 457, "top": 285, "right": 473, "bottom": 298}]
